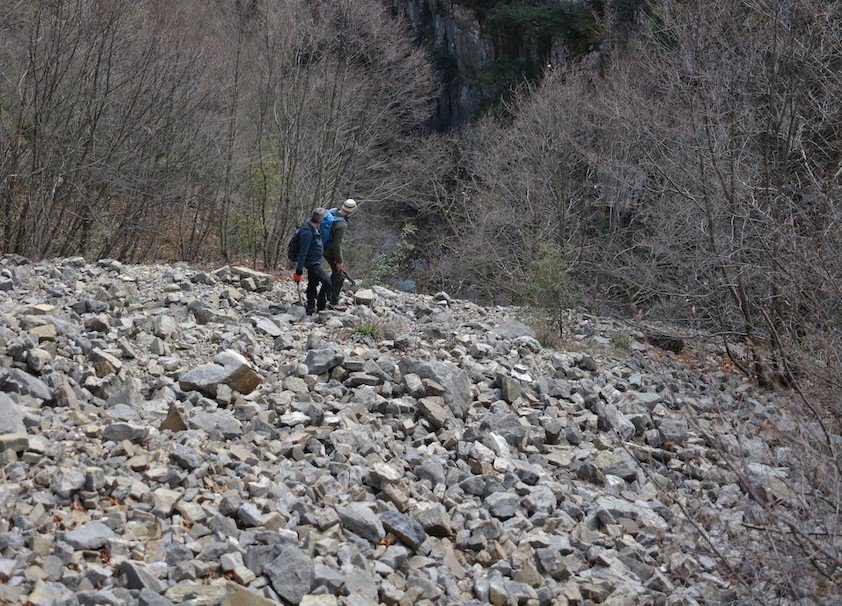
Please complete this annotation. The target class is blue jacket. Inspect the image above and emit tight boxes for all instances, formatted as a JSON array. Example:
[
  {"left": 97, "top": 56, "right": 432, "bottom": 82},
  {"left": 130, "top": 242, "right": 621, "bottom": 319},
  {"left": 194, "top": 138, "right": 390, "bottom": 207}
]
[{"left": 295, "top": 222, "right": 323, "bottom": 274}]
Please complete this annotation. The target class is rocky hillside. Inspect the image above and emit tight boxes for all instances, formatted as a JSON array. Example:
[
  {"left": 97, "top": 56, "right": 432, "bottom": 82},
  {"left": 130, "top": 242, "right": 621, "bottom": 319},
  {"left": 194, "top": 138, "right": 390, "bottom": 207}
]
[{"left": 0, "top": 256, "right": 836, "bottom": 605}]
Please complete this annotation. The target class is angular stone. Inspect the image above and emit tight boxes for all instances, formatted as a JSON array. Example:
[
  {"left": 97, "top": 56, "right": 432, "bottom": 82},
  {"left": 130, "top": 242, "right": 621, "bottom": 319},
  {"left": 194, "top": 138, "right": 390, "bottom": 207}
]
[
  {"left": 138, "top": 588, "right": 175, "bottom": 606},
  {"left": 0, "top": 433, "right": 28, "bottom": 452},
  {"left": 231, "top": 266, "right": 274, "bottom": 292},
  {"left": 29, "top": 323, "right": 57, "bottom": 342},
  {"left": 221, "top": 582, "right": 277, "bottom": 606},
  {"left": 310, "top": 564, "right": 343, "bottom": 596},
  {"left": 64, "top": 522, "right": 116, "bottom": 550},
  {"left": 336, "top": 503, "right": 385, "bottom": 543},
  {"left": 153, "top": 315, "right": 177, "bottom": 339},
  {"left": 592, "top": 496, "right": 669, "bottom": 530},
  {"left": 304, "top": 348, "right": 344, "bottom": 375},
  {"left": 479, "top": 413, "right": 527, "bottom": 447},
  {"left": 491, "top": 319, "right": 536, "bottom": 340},
  {"left": 215, "top": 350, "right": 261, "bottom": 393},
  {"left": 0, "top": 393, "right": 26, "bottom": 435},
  {"left": 264, "top": 544, "right": 314, "bottom": 605},
  {"left": 102, "top": 422, "right": 149, "bottom": 443},
  {"left": 417, "top": 397, "right": 451, "bottom": 429},
  {"left": 179, "top": 365, "right": 232, "bottom": 396},
  {"left": 353, "top": 289, "right": 376, "bottom": 305},
  {"left": 237, "top": 503, "right": 266, "bottom": 527},
  {"left": 399, "top": 358, "right": 471, "bottom": 419},
  {"left": 121, "top": 561, "right": 165, "bottom": 593},
  {"left": 51, "top": 469, "right": 86, "bottom": 499},
  {"left": 165, "top": 582, "right": 227, "bottom": 605},
  {"left": 91, "top": 348, "right": 123, "bottom": 374},
  {"left": 188, "top": 410, "right": 242, "bottom": 439},
  {"left": 658, "top": 417, "right": 689, "bottom": 445},
  {"left": 403, "top": 373, "right": 425, "bottom": 398},
  {"left": 252, "top": 317, "right": 282, "bottom": 338},
  {"left": 28, "top": 581, "right": 73, "bottom": 606},
  {"left": 594, "top": 401, "right": 635, "bottom": 440},
  {"left": 500, "top": 376, "right": 522, "bottom": 404},
  {"left": 0, "top": 559, "right": 16, "bottom": 581},
  {"left": 380, "top": 511, "right": 426, "bottom": 549},
  {"left": 179, "top": 350, "right": 261, "bottom": 396},
  {"left": 2, "top": 368, "right": 53, "bottom": 402},
  {"left": 151, "top": 488, "right": 181, "bottom": 516},
  {"left": 160, "top": 403, "right": 188, "bottom": 432},
  {"left": 413, "top": 504, "right": 451, "bottom": 538},
  {"left": 485, "top": 492, "right": 519, "bottom": 519}
]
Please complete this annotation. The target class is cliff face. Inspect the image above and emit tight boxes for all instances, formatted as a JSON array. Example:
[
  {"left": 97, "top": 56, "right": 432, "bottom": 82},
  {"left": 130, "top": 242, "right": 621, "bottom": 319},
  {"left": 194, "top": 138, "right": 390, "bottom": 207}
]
[{"left": 389, "top": 0, "right": 577, "bottom": 128}]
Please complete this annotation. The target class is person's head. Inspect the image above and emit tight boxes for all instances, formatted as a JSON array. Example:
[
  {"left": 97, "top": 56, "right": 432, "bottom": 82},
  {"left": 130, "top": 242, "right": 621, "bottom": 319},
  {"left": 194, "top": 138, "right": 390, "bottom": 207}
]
[
  {"left": 310, "top": 207, "right": 326, "bottom": 225},
  {"left": 338, "top": 198, "right": 358, "bottom": 217}
]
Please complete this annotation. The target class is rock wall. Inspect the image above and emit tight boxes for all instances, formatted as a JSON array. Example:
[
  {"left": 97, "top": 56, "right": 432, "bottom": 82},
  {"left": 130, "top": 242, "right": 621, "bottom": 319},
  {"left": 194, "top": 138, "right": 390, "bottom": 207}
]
[{"left": 389, "top": 0, "right": 571, "bottom": 127}]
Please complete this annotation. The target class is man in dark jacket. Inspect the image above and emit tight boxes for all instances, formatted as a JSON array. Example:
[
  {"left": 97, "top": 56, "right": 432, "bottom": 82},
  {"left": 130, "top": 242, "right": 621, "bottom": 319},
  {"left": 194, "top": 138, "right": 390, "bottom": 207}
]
[
  {"left": 294, "top": 208, "right": 331, "bottom": 314},
  {"left": 321, "top": 198, "right": 357, "bottom": 307}
]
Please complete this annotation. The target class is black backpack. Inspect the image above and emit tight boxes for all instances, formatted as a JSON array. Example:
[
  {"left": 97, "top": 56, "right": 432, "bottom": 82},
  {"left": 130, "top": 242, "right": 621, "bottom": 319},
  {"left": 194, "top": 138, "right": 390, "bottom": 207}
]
[{"left": 286, "top": 222, "right": 305, "bottom": 263}]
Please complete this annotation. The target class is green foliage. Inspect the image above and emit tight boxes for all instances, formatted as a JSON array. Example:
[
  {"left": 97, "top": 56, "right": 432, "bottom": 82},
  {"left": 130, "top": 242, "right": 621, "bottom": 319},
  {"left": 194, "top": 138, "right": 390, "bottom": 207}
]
[
  {"left": 354, "top": 323, "right": 376, "bottom": 337},
  {"left": 519, "top": 245, "right": 582, "bottom": 337}
]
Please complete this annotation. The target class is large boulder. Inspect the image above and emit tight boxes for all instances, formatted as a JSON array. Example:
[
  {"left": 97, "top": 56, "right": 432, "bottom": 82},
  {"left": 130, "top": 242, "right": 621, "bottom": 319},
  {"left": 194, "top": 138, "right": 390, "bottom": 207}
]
[
  {"left": 230, "top": 266, "right": 275, "bottom": 292},
  {"left": 1, "top": 368, "right": 53, "bottom": 403},
  {"left": 264, "top": 544, "right": 314, "bottom": 604},
  {"left": 399, "top": 359, "right": 471, "bottom": 419},
  {"left": 64, "top": 522, "right": 116, "bottom": 550},
  {"left": 491, "top": 319, "right": 536, "bottom": 340},
  {"left": 179, "top": 350, "right": 260, "bottom": 396}
]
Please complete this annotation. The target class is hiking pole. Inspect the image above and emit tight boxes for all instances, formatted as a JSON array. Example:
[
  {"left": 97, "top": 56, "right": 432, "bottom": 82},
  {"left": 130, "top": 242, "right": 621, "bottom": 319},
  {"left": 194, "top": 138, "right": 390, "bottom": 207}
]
[
  {"left": 341, "top": 270, "right": 356, "bottom": 287},
  {"left": 296, "top": 279, "right": 303, "bottom": 307}
]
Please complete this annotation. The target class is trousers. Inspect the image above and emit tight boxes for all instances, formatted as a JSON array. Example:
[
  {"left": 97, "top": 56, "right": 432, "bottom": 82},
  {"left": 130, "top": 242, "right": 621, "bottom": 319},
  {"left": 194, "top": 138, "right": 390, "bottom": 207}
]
[{"left": 305, "top": 264, "right": 331, "bottom": 311}]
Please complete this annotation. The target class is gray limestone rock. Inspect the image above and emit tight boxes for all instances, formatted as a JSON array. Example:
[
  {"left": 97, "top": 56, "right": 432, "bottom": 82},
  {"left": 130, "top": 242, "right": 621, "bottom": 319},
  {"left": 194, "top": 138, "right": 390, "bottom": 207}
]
[
  {"left": 336, "top": 503, "right": 385, "bottom": 543},
  {"left": 0, "top": 393, "right": 26, "bottom": 435},
  {"left": 102, "top": 422, "right": 149, "bottom": 443},
  {"left": 2, "top": 368, "right": 54, "bottom": 402},
  {"left": 380, "top": 511, "right": 426, "bottom": 549},
  {"left": 491, "top": 319, "right": 536, "bottom": 340},
  {"left": 64, "top": 522, "right": 116, "bottom": 550},
  {"left": 304, "top": 347, "right": 344, "bottom": 375},
  {"left": 51, "top": 469, "right": 86, "bottom": 499},
  {"left": 264, "top": 544, "right": 314, "bottom": 605},
  {"left": 399, "top": 358, "right": 471, "bottom": 419}
]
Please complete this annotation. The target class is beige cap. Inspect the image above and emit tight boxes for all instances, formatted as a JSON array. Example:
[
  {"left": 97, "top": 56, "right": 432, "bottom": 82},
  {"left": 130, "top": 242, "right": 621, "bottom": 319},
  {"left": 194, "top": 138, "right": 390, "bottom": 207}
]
[{"left": 341, "top": 198, "right": 358, "bottom": 214}]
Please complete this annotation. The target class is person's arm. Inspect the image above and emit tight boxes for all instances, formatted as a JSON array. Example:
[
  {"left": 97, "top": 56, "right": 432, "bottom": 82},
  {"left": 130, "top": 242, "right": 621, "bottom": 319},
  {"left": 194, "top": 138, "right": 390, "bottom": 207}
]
[
  {"left": 331, "top": 221, "right": 347, "bottom": 266},
  {"left": 295, "top": 227, "right": 312, "bottom": 274}
]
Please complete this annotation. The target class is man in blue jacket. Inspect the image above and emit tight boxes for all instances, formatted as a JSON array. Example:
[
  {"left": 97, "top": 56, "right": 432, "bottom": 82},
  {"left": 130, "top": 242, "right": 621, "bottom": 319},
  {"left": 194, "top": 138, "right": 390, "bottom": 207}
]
[{"left": 293, "top": 208, "right": 331, "bottom": 314}]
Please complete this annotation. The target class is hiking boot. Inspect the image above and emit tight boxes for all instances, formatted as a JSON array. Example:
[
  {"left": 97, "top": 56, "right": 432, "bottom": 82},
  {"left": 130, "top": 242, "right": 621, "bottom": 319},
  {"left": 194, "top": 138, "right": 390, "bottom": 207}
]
[{"left": 305, "top": 307, "right": 316, "bottom": 316}]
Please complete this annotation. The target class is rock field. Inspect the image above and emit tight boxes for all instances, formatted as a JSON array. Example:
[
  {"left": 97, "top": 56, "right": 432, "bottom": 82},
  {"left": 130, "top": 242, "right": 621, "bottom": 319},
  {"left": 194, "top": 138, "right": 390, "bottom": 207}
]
[{"left": 0, "top": 255, "right": 836, "bottom": 606}]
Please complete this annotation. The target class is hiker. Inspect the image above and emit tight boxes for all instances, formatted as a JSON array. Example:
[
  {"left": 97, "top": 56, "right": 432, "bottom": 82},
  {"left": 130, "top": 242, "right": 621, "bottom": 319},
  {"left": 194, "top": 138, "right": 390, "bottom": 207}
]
[
  {"left": 293, "top": 207, "right": 331, "bottom": 314},
  {"left": 320, "top": 198, "right": 358, "bottom": 307}
]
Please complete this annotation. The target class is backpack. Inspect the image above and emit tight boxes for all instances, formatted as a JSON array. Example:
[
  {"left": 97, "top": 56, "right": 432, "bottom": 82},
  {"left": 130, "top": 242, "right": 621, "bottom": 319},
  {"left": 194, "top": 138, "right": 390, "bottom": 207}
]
[
  {"left": 319, "top": 209, "right": 337, "bottom": 248},
  {"left": 286, "top": 221, "right": 305, "bottom": 263}
]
